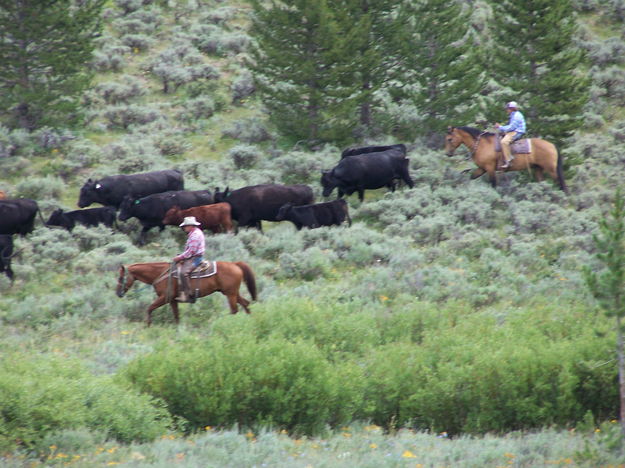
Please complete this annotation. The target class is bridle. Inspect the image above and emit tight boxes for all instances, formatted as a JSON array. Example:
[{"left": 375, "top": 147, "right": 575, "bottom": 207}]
[
  {"left": 447, "top": 128, "right": 488, "bottom": 159},
  {"left": 116, "top": 263, "right": 175, "bottom": 298},
  {"left": 117, "top": 265, "right": 132, "bottom": 297}
]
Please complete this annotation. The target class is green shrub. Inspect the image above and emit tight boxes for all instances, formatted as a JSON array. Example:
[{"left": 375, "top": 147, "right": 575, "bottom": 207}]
[
  {"left": 15, "top": 175, "right": 65, "bottom": 200},
  {"left": 362, "top": 305, "right": 616, "bottom": 434},
  {"left": 122, "top": 335, "right": 361, "bottom": 435},
  {"left": 0, "top": 354, "right": 171, "bottom": 453}
]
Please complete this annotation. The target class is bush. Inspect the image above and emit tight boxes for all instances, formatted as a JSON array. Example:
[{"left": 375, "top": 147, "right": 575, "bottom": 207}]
[
  {"left": 102, "top": 104, "right": 161, "bottom": 130},
  {"left": 228, "top": 144, "right": 261, "bottom": 169},
  {"left": 96, "top": 78, "right": 146, "bottom": 104},
  {"left": 222, "top": 118, "right": 271, "bottom": 144},
  {"left": 231, "top": 72, "right": 255, "bottom": 104},
  {"left": 122, "top": 335, "right": 363, "bottom": 435},
  {"left": 362, "top": 305, "right": 616, "bottom": 434},
  {"left": 0, "top": 353, "right": 171, "bottom": 453},
  {"left": 15, "top": 175, "right": 64, "bottom": 200}
]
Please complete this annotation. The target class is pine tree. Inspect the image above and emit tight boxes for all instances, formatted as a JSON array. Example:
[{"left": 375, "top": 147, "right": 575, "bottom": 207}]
[
  {"left": 489, "top": 0, "right": 589, "bottom": 145},
  {"left": 396, "top": 0, "right": 486, "bottom": 142},
  {"left": 330, "top": 0, "right": 401, "bottom": 133},
  {"left": 249, "top": 0, "right": 355, "bottom": 143},
  {"left": 584, "top": 189, "right": 625, "bottom": 437},
  {"left": 0, "top": 0, "right": 106, "bottom": 131}
]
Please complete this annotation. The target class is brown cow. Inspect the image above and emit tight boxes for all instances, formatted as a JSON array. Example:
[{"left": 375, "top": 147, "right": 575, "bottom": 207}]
[
  {"left": 162, "top": 203, "right": 233, "bottom": 233},
  {"left": 0, "top": 190, "right": 6, "bottom": 200}
]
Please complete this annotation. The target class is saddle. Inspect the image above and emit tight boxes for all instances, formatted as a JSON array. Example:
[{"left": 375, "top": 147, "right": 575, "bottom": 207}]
[
  {"left": 494, "top": 135, "right": 532, "bottom": 154},
  {"left": 172, "top": 260, "right": 218, "bottom": 279}
]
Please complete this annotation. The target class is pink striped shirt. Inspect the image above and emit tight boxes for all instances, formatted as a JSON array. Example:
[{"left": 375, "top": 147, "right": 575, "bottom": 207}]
[{"left": 177, "top": 227, "right": 205, "bottom": 260}]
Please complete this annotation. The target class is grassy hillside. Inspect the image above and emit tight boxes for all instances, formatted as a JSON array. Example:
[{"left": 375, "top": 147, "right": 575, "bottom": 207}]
[{"left": 1, "top": 0, "right": 625, "bottom": 466}]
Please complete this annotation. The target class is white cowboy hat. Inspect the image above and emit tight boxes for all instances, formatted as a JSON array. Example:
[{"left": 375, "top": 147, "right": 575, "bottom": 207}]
[
  {"left": 506, "top": 101, "right": 519, "bottom": 109},
  {"left": 179, "top": 216, "right": 201, "bottom": 227}
]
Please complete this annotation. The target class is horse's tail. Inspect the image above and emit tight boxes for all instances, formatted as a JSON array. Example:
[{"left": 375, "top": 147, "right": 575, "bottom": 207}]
[
  {"left": 556, "top": 147, "right": 568, "bottom": 193},
  {"left": 236, "top": 261, "right": 257, "bottom": 300}
]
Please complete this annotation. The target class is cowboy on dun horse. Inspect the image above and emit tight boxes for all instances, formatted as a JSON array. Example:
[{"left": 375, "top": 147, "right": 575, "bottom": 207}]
[{"left": 445, "top": 101, "right": 567, "bottom": 192}]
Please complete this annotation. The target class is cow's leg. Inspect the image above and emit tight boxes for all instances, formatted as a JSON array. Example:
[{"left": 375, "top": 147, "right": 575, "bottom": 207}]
[
  {"left": 138, "top": 226, "right": 151, "bottom": 246},
  {"left": 358, "top": 188, "right": 365, "bottom": 202}
]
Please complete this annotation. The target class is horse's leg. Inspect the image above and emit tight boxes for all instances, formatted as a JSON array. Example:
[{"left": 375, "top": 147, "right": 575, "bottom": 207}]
[
  {"left": 146, "top": 295, "right": 168, "bottom": 327},
  {"left": 532, "top": 166, "right": 544, "bottom": 182},
  {"left": 237, "top": 294, "right": 251, "bottom": 314},
  {"left": 470, "top": 168, "right": 486, "bottom": 179},
  {"left": 170, "top": 300, "right": 180, "bottom": 325},
  {"left": 226, "top": 293, "right": 239, "bottom": 314}
]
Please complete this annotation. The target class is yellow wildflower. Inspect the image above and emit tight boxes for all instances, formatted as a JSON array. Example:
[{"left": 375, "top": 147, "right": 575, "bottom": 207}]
[{"left": 402, "top": 450, "right": 417, "bottom": 458}]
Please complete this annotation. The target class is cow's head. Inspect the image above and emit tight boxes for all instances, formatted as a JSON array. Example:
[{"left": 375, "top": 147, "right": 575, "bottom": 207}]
[
  {"left": 276, "top": 203, "right": 293, "bottom": 221},
  {"left": 213, "top": 186, "right": 230, "bottom": 203},
  {"left": 320, "top": 170, "right": 337, "bottom": 197},
  {"left": 78, "top": 178, "right": 108, "bottom": 208},
  {"left": 117, "top": 196, "right": 136, "bottom": 222},
  {"left": 45, "top": 208, "right": 65, "bottom": 227},
  {"left": 162, "top": 205, "right": 182, "bottom": 225},
  {"left": 78, "top": 179, "right": 96, "bottom": 207}
]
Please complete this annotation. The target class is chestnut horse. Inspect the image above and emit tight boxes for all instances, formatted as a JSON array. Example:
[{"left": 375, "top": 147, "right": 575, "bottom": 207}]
[
  {"left": 116, "top": 261, "right": 257, "bottom": 326},
  {"left": 444, "top": 126, "right": 567, "bottom": 192}
]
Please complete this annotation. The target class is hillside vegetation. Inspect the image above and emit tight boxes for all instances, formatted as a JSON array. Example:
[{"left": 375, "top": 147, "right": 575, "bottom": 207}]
[{"left": 1, "top": 0, "right": 625, "bottom": 466}]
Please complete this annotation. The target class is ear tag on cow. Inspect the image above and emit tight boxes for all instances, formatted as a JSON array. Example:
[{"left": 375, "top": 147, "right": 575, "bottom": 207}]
[
  {"left": 95, "top": 183, "right": 102, "bottom": 189},
  {"left": 134, "top": 200, "right": 140, "bottom": 205}
]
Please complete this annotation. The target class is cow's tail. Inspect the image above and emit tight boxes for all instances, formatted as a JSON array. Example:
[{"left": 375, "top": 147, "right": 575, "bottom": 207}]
[
  {"left": 36, "top": 208, "right": 48, "bottom": 229},
  {"left": 236, "top": 261, "right": 257, "bottom": 301}
]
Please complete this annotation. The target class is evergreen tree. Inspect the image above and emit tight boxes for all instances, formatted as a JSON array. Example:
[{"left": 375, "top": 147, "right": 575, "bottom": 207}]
[
  {"left": 489, "top": 0, "right": 589, "bottom": 145},
  {"left": 249, "top": 0, "right": 355, "bottom": 143},
  {"left": 331, "top": 0, "right": 402, "bottom": 133},
  {"left": 396, "top": 0, "right": 486, "bottom": 142},
  {"left": 584, "top": 189, "right": 625, "bottom": 437},
  {"left": 0, "top": 0, "right": 106, "bottom": 131}
]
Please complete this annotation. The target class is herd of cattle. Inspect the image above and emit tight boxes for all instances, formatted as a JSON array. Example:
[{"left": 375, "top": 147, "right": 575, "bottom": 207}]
[{"left": 0, "top": 144, "right": 413, "bottom": 283}]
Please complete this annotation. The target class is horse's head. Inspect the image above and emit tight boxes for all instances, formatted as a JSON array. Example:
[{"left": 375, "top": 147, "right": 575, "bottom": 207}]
[
  {"left": 116, "top": 265, "right": 135, "bottom": 298},
  {"left": 444, "top": 126, "right": 464, "bottom": 157}
]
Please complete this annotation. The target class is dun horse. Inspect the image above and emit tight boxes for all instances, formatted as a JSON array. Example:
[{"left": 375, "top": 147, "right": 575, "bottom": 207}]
[
  {"left": 444, "top": 126, "right": 567, "bottom": 192},
  {"left": 116, "top": 261, "right": 257, "bottom": 326}
]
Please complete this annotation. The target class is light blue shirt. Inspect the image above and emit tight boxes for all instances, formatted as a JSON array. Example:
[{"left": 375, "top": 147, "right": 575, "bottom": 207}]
[{"left": 499, "top": 110, "right": 526, "bottom": 135}]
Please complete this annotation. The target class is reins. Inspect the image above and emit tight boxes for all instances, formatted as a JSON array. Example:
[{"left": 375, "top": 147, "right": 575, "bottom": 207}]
[{"left": 468, "top": 131, "right": 488, "bottom": 159}]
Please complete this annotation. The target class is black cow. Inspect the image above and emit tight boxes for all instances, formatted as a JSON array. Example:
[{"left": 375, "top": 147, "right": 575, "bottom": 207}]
[
  {"left": 341, "top": 143, "right": 406, "bottom": 159},
  {"left": 0, "top": 235, "right": 14, "bottom": 282},
  {"left": 320, "top": 147, "right": 414, "bottom": 201},
  {"left": 46, "top": 207, "right": 117, "bottom": 232},
  {"left": 214, "top": 184, "right": 314, "bottom": 232},
  {"left": 118, "top": 190, "right": 213, "bottom": 244},
  {"left": 0, "top": 199, "right": 39, "bottom": 236},
  {"left": 276, "top": 199, "right": 351, "bottom": 230},
  {"left": 78, "top": 169, "right": 184, "bottom": 209}
]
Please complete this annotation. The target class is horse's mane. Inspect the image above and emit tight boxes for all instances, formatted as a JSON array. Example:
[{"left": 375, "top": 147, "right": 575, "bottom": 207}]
[{"left": 455, "top": 126, "right": 495, "bottom": 138}]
